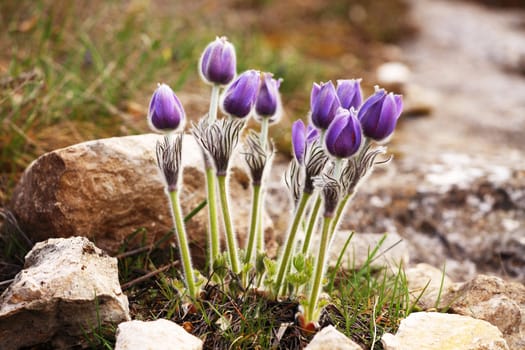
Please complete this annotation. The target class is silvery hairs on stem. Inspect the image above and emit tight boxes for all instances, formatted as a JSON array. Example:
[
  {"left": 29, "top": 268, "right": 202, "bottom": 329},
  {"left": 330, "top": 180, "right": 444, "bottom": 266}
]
[
  {"left": 304, "top": 141, "right": 329, "bottom": 194},
  {"left": 192, "top": 118, "right": 246, "bottom": 176},
  {"left": 314, "top": 173, "right": 341, "bottom": 217},
  {"left": 340, "top": 144, "right": 390, "bottom": 196},
  {"left": 156, "top": 133, "right": 183, "bottom": 192},
  {"left": 242, "top": 130, "right": 273, "bottom": 186},
  {"left": 285, "top": 159, "right": 302, "bottom": 208}
]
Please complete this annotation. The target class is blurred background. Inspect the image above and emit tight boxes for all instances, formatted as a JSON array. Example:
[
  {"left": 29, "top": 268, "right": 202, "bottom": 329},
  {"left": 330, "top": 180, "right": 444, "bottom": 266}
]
[{"left": 1, "top": 0, "right": 524, "bottom": 281}]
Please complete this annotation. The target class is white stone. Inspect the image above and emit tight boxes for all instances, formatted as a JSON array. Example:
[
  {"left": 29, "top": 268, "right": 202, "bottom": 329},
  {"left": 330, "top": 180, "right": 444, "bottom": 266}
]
[
  {"left": 115, "top": 319, "right": 203, "bottom": 350},
  {"left": 381, "top": 312, "right": 509, "bottom": 350},
  {"left": 404, "top": 263, "right": 454, "bottom": 310},
  {"left": 305, "top": 325, "right": 362, "bottom": 350},
  {"left": 0, "top": 237, "right": 130, "bottom": 349},
  {"left": 376, "top": 62, "right": 411, "bottom": 87}
]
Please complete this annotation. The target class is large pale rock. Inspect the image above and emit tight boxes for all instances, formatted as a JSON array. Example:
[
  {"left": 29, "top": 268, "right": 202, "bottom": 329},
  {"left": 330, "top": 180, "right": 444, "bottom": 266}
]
[
  {"left": 404, "top": 263, "right": 454, "bottom": 310},
  {"left": 381, "top": 312, "right": 509, "bottom": 350},
  {"left": 305, "top": 325, "right": 362, "bottom": 350},
  {"left": 0, "top": 237, "right": 130, "bottom": 349},
  {"left": 442, "top": 275, "right": 525, "bottom": 350},
  {"left": 8, "top": 134, "right": 274, "bottom": 262},
  {"left": 319, "top": 232, "right": 409, "bottom": 270},
  {"left": 115, "top": 319, "right": 203, "bottom": 350}
]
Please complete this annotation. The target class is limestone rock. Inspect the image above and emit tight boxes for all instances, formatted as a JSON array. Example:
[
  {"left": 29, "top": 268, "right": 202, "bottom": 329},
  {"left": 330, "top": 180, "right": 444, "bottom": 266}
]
[
  {"left": 442, "top": 275, "right": 525, "bottom": 350},
  {"left": 115, "top": 319, "right": 203, "bottom": 350},
  {"left": 305, "top": 325, "right": 362, "bottom": 350},
  {"left": 0, "top": 237, "right": 130, "bottom": 349},
  {"left": 8, "top": 134, "right": 274, "bottom": 262},
  {"left": 319, "top": 232, "right": 409, "bottom": 271},
  {"left": 381, "top": 312, "right": 509, "bottom": 350},
  {"left": 404, "top": 263, "right": 454, "bottom": 310}
]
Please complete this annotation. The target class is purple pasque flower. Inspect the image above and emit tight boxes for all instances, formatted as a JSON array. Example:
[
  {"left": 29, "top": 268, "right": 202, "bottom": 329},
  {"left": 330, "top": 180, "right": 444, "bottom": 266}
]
[
  {"left": 147, "top": 83, "right": 185, "bottom": 132},
  {"left": 221, "top": 69, "right": 260, "bottom": 119},
  {"left": 292, "top": 120, "right": 321, "bottom": 164},
  {"left": 325, "top": 107, "right": 362, "bottom": 158},
  {"left": 336, "top": 79, "right": 362, "bottom": 110},
  {"left": 255, "top": 72, "right": 282, "bottom": 123},
  {"left": 199, "top": 36, "right": 236, "bottom": 86},
  {"left": 358, "top": 88, "right": 403, "bottom": 141},
  {"left": 310, "top": 81, "right": 341, "bottom": 131}
]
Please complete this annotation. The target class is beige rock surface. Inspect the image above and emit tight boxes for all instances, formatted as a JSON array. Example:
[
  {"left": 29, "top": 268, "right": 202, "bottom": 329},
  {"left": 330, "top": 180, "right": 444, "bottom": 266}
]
[
  {"left": 404, "top": 263, "right": 454, "bottom": 310},
  {"left": 0, "top": 237, "right": 130, "bottom": 349},
  {"left": 305, "top": 325, "right": 363, "bottom": 350}
]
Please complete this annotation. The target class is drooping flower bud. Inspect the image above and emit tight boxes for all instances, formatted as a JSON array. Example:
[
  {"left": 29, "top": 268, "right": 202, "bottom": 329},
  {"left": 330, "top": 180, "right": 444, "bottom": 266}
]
[
  {"left": 310, "top": 81, "right": 341, "bottom": 130},
  {"left": 147, "top": 83, "right": 185, "bottom": 132},
  {"left": 325, "top": 108, "right": 362, "bottom": 158},
  {"left": 199, "top": 36, "right": 236, "bottom": 86},
  {"left": 336, "top": 79, "right": 362, "bottom": 110},
  {"left": 358, "top": 88, "right": 403, "bottom": 141},
  {"left": 255, "top": 72, "right": 282, "bottom": 123},
  {"left": 221, "top": 70, "right": 260, "bottom": 119}
]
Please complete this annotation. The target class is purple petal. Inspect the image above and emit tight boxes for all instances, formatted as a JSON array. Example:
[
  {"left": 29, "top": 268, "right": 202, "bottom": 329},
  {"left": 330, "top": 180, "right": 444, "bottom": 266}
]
[{"left": 292, "top": 119, "right": 306, "bottom": 164}]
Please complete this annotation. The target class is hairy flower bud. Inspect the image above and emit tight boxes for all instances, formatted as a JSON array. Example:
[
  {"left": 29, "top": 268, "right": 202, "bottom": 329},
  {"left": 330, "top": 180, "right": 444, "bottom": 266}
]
[
  {"left": 336, "top": 79, "right": 362, "bottom": 110},
  {"left": 199, "top": 36, "right": 236, "bottom": 86},
  {"left": 221, "top": 70, "right": 260, "bottom": 119},
  {"left": 255, "top": 72, "right": 282, "bottom": 123},
  {"left": 358, "top": 88, "right": 403, "bottom": 141},
  {"left": 325, "top": 108, "right": 362, "bottom": 158},
  {"left": 147, "top": 83, "right": 185, "bottom": 132},
  {"left": 310, "top": 81, "right": 341, "bottom": 130},
  {"left": 292, "top": 120, "right": 321, "bottom": 165}
]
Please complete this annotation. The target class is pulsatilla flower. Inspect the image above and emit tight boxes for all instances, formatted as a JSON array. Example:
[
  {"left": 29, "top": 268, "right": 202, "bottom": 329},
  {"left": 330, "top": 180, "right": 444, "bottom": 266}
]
[
  {"left": 358, "top": 88, "right": 403, "bottom": 141},
  {"left": 243, "top": 130, "right": 272, "bottom": 186},
  {"left": 192, "top": 118, "right": 245, "bottom": 176},
  {"left": 255, "top": 72, "right": 282, "bottom": 123},
  {"left": 336, "top": 79, "right": 362, "bottom": 110},
  {"left": 314, "top": 174, "right": 341, "bottom": 218},
  {"left": 221, "top": 70, "right": 260, "bottom": 119},
  {"left": 325, "top": 108, "right": 362, "bottom": 159},
  {"left": 199, "top": 36, "right": 236, "bottom": 86},
  {"left": 291, "top": 120, "right": 320, "bottom": 165},
  {"left": 310, "top": 81, "right": 341, "bottom": 130},
  {"left": 156, "top": 134, "right": 183, "bottom": 192},
  {"left": 148, "top": 83, "right": 185, "bottom": 132}
]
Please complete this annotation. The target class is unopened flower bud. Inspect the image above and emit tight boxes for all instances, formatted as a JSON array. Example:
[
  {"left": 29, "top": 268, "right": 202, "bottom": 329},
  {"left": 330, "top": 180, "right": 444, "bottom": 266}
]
[
  {"left": 325, "top": 108, "right": 362, "bottom": 158},
  {"left": 199, "top": 37, "right": 236, "bottom": 86},
  {"left": 147, "top": 83, "right": 185, "bottom": 132},
  {"left": 336, "top": 79, "right": 362, "bottom": 110},
  {"left": 221, "top": 70, "right": 260, "bottom": 119},
  {"left": 255, "top": 72, "right": 282, "bottom": 123},
  {"left": 310, "top": 81, "right": 341, "bottom": 130},
  {"left": 358, "top": 88, "right": 403, "bottom": 141}
]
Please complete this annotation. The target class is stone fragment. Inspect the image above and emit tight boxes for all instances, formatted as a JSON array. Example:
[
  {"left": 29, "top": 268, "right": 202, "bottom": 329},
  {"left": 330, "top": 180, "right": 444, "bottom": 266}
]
[
  {"left": 376, "top": 61, "right": 411, "bottom": 92},
  {"left": 115, "top": 319, "right": 203, "bottom": 350},
  {"left": 318, "top": 232, "right": 409, "bottom": 271},
  {"left": 404, "top": 263, "right": 454, "bottom": 310},
  {"left": 442, "top": 275, "right": 525, "bottom": 350},
  {"left": 0, "top": 237, "right": 130, "bottom": 349},
  {"left": 8, "top": 134, "right": 274, "bottom": 262},
  {"left": 305, "top": 325, "right": 362, "bottom": 350},
  {"left": 381, "top": 312, "right": 509, "bottom": 350}
]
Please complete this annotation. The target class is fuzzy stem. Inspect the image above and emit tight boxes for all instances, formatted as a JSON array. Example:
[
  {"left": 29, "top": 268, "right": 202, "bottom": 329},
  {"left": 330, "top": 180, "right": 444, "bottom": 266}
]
[
  {"left": 329, "top": 193, "right": 352, "bottom": 241},
  {"left": 274, "top": 192, "right": 311, "bottom": 296},
  {"left": 168, "top": 190, "right": 196, "bottom": 299},
  {"left": 260, "top": 117, "right": 269, "bottom": 149},
  {"left": 301, "top": 194, "right": 322, "bottom": 255},
  {"left": 205, "top": 167, "right": 220, "bottom": 267},
  {"left": 208, "top": 84, "right": 220, "bottom": 122},
  {"left": 217, "top": 174, "right": 241, "bottom": 274},
  {"left": 245, "top": 184, "right": 262, "bottom": 266},
  {"left": 307, "top": 216, "right": 333, "bottom": 321}
]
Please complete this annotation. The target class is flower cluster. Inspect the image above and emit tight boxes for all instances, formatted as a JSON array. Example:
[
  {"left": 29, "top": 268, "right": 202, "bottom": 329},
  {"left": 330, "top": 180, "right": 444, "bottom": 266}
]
[{"left": 145, "top": 36, "right": 403, "bottom": 324}]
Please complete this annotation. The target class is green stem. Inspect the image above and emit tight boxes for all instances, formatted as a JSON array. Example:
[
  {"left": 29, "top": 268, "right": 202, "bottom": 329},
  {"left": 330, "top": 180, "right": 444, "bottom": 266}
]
[
  {"left": 205, "top": 167, "right": 220, "bottom": 267},
  {"left": 307, "top": 216, "right": 333, "bottom": 321},
  {"left": 245, "top": 184, "right": 262, "bottom": 266},
  {"left": 274, "top": 192, "right": 311, "bottom": 296},
  {"left": 301, "top": 194, "right": 322, "bottom": 255},
  {"left": 329, "top": 193, "right": 352, "bottom": 242},
  {"left": 217, "top": 175, "right": 241, "bottom": 274},
  {"left": 208, "top": 84, "right": 220, "bottom": 122},
  {"left": 169, "top": 190, "right": 196, "bottom": 299},
  {"left": 256, "top": 206, "right": 264, "bottom": 254}
]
